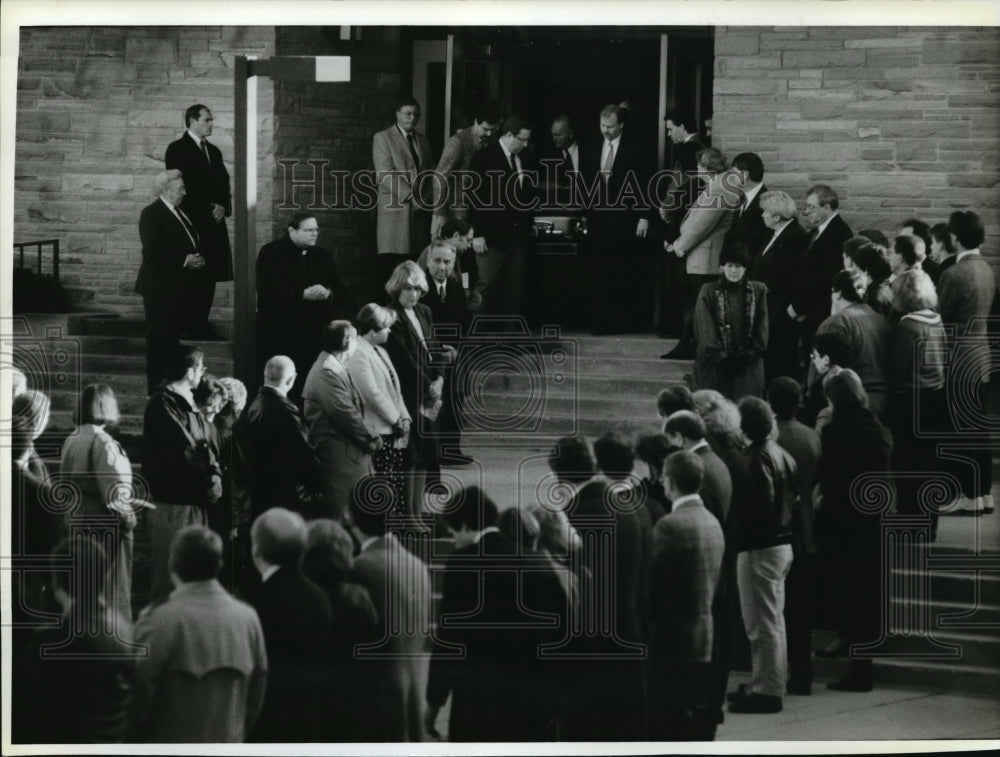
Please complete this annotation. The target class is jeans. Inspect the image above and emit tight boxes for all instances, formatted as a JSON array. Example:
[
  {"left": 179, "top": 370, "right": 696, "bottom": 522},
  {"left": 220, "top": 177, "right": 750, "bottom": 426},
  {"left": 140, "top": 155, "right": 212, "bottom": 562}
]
[{"left": 737, "top": 544, "right": 793, "bottom": 698}]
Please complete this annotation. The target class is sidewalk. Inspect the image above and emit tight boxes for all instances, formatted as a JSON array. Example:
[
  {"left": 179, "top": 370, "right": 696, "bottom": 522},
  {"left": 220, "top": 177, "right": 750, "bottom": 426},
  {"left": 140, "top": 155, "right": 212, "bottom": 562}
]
[{"left": 719, "top": 671, "right": 1000, "bottom": 741}]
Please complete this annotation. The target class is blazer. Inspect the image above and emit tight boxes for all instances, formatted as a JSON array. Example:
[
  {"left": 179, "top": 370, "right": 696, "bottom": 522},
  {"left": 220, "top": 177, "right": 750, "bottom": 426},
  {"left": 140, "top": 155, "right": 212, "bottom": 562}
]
[
  {"left": 673, "top": 173, "right": 736, "bottom": 275},
  {"left": 938, "top": 252, "right": 997, "bottom": 385},
  {"left": 650, "top": 495, "right": 725, "bottom": 666},
  {"left": 165, "top": 132, "right": 233, "bottom": 281},
  {"left": 725, "top": 184, "right": 771, "bottom": 259},
  {"left": 134, "top": 197, "right": 200, "bottom": 297},
  {"left": 432, "top": 125, "right": 482, "bottom": 219},
  {"left": 346, "top": 337, "right": 410, "bottom": 436},
  {"left": 351, "top": 533, "right": 433, "bottom": 743},
  {"left": 469, "top": 140, "right": 537, "bottom": 250},
  {"left": 694, "top": 442, "right": 734, "bottom": 530},
  {"left": 586, "top": 132, "right": 654, "bottom": 245},
  {"left": 750, "top": 219, "right": 810, "bottom": 318},
  {"left": 244, "top": 385, "right": 323, "bottom": 517},
  {"left": 373, "top": 125, "right": 434, "bottom": 255},
  {"left": 792, "top": 213, "right": 854, "bottom": 329},
  {"left": 422, "top": 273, "right": 469, "bottom": 330},
  {"left": 815, "top": 303, "right": 892, "bottom": 417}
]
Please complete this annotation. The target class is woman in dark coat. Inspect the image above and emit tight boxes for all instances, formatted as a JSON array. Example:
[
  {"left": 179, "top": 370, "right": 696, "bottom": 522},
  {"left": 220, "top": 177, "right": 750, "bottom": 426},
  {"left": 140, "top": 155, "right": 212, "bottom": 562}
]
[
  {"left": 816, "top": 368, "right": 893, "bottom": 692},
  {"left": 693, "top": 242, "right": 769, "bottom": 400}
]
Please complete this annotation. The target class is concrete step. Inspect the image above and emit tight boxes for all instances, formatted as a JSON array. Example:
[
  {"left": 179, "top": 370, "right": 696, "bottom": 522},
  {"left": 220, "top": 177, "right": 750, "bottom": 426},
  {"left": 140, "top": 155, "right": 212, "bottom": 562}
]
[
  {"left": 74, "top": 315, "right": 233, "bottom": 340},
  {"left": 460, "top": 369, "right": 687, "bottom": 398},
  {"left": 892, "top": 568, "right": 1000, "bottom": 609},
  {"left": 76, "top": 350, "right": 233, "bottom": 375},
  {"left": 52, "top": 335, "right": 233, "bottom": 360}
]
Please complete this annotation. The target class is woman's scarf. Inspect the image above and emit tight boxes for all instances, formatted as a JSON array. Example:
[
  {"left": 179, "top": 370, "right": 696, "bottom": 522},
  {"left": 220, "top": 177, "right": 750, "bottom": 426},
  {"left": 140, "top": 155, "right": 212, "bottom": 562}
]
[{"left": 715, "top": 275, "right": 756, "bottom": 356}]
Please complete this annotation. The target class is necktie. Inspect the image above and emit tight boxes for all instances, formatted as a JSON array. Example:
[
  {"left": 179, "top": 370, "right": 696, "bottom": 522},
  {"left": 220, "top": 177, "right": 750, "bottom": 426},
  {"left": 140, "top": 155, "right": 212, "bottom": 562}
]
[
  {"left": 406, "top": 132, "right": 421, "bottom": 170},
  {"left": 439, "top": 283, "right": 446, "bottom": 302},
  {"left": 602, "top": 141, "right": 615, "bottom": 183},
  {"left": 201, "top": 139, "right": 210, "bottom": 165},
  {"left": 562, "top": 148, "right": 572, "bottom": 173}
]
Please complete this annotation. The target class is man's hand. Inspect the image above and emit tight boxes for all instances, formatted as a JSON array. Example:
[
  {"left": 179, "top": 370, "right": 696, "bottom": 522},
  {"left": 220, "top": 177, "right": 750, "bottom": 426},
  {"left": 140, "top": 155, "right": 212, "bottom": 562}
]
[
  {"left": 183, "top": 253, "right": 206, "bottom": 269},
  {"left": 786, "top": 304, "right": 804, "bottom": 321},
  {"left": 636, "top": 219, "right": 649, "bottom": 238},
  {"left": 210, "top": 203, "right": 225, "bottom": 222},
  {"left": 441, "top": 344, "right": 458, "bottom": 365},
  {"left": 658, "top": 204, "right": 670, "bottom": 223},
  {"left": 472, "top": 236, "right": 487, "bottom": 254},
  {"left": 303, "top": 285, "right": 331, "bottom": 301}
]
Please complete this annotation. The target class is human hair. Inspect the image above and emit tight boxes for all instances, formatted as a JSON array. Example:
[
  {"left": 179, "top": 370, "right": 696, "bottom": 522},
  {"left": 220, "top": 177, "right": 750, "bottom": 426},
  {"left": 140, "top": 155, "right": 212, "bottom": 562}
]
[
  {"left": 264, "top": 355, "right": 295, "bottom": 385},
  {"left": 855, "top": 244, "right": 891, "bottom": 284},
  {"left": 720, "top": 242, "right": 752, "bottom": 269},
  {"left": 548, "top": 436, "right": 597, "bottom": 484},
  {"left": 930, "top": 223, "right": 955, "bottom": 255},
  {"left": 766, "top": 376, "right": 803, "bottom": 421},
  {"left": 251, "top": 507, "right": 308, "bottom": 567},
  {"left": 440, "top": 216, "right": 471, "bottom": 239},
  {"left": 663, "top": 410, "right": 707, "bottom": 441},
  {"left": 164, "top": 344, "right": 203, "bottom": 382},
  {"left": 14, "top": 389, "right": 50, "bottom": 441},
  {"left": 634, "top": 433, "right": 676, "bottom": 476},
  {"left": 472, "top": 101, "right": 503, "bottom": 126},
  {"left": 893, "top": 234, "right": 925, "bottom": 267},
  {"left": 428, "top": 240, "right": 456, "bottom": 260},
  {"left": 599, "top": 104, "right": 628, "bottom": 124},
  {"left": 662, "top": 107, "right": 695, "bottom": 132},
  {"left": 664, "top": 450, "right": 705, "bottom": 496},
  {"left": 857, "top": 228, "right": 889, "bottom": 247},
  {"left": 502, "top": 114, "right": 531, "bottom": 137},
  {"left": 900, "top": 218, "right": 932, "bottom": 251},
  {"left": 759, "top": 190, "right": 796, "bottom": 221},
  {"left": 593, "top": 432, "right": 635, "bottom": 481},
  {"left": 184, "top": 103, "right": 209, "bottom": 127},
  {"left": 169, "top": 525, "right": 224, "bottom": 582},
  {"left": 303, "top": 519, "right": 356, "bottom": 586},
  {"left": 813, "top": 330, "right": 853, "bottom": 367},
  {"left": 193, "top": 374, "right": 226, "bottom": 415},
  {"left": 385, "top": 260, "right": 429, "bottom": 299},
  {"left": 73, "top": 383, "right": 120, "bottom": 426},
  {"left": 894, "top": 268, "right": 938, "bottom": 313},
  {"left": 287, "top": 212, "right": 317, "bottom": 231},
  {"left": 394, "top": 95, "right": 420, "bottom": 112},
  {"left": 320, "top": 320, "right": 356, "bottom": 354},
  {"left": 823, "top": 367, "right": 869, "bottom": 415},
  {"left": 656, "top": 385, "right": 695, "bottom": 417},
  {"left": 691, "top": 389, "right": 743, "bottom": 447},
  {"left": 441, "top": 485, "right": 499, "bottom": 533},
  {"left": 552, "top": 114, "right": 573, "bottom": 132},
  {"left": 349, "top": 474, "right": 397, "bottom": 536},
  {"left": 217, "top": 377, "right": 248, "bottom": 416},
  {"left": 807, "top": 184, "right": 839, "bottom": 211},
  {"left": 738, "top": 396, "right": 776, "bottom": 444},
  {"left": 842, "top": 236, "right": 871, "bottom": 265},
  {"left": 831, "top": 270, "right": 862, "bottom": 303},
  {"left": 154, "top": 169, "right": 183, "bottom": 196},
  {"left": 354, "top": 303, "right": 398, "bottom": 336},
  {"left": 948, "top": 210, "right": 985, "bottom": 250},
  {"left": 697, "top": 147, "right": 728, "bottom": 174},
  {"left": 732, "top": 152, "right": 764, "bottom": 182}
]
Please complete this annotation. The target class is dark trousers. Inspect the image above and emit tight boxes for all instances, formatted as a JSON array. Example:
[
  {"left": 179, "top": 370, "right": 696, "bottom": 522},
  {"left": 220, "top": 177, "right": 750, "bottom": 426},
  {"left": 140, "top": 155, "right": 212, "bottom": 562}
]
[
  {"left": 142, "top": 291, "right": 180, "bottom": 393},
  {"left": 784, "top": 547, "right": 814, "bottom": 687},
  {"left": 188, "top": 276, "right": 216, "bottom": 332},
  {"left": 648, "top": 661, "right": 714, "bottom": 741},
  {"left": 679, "top": 273, "right": 717, "bottom": 347},
  {"left": 476, "top": 244, "right": 526, "bottom": 319},
  {"left": 765, "top": 310, "right": 802, "bottom": 383}
]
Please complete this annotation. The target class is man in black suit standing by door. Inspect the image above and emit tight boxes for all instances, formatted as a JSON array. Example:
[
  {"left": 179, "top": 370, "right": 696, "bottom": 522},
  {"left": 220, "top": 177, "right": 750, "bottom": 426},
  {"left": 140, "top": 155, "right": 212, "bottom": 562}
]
[
  {"left": 725, "top": 153, "right": 770, "bottom": 261},
  {"left": 135, "top": 169, "right": 207, "bottom": 393},
  {"left": 586, "top": 104, "right": 653, "bottom": 335},
  {"left": 165, "top": 103, "right": 233, "bottom": 339}
]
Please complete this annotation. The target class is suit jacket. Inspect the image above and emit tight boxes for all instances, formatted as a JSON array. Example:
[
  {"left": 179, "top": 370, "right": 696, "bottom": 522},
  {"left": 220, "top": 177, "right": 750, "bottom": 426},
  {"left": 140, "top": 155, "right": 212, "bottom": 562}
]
[
  {"left": 674, "top": 173, "right": 736, "bottom": 274},
  {"left": 373, "top": 125, "right": 434, "bottom": 255},
  {"left": 725, "top": 184, "right": 771, "bottom": 258},
  {"left": 586, "top": 132, "right": 654, "bottom": 253},
  {"left": 432, "top": 125, "right": 481, "bottom": 219},
  {"left": 250, "top": 566, "right": 333, "bottom": 742},
  {"left": 792, "top": 213, "right": 854, "bottom": 329},
  {"left": 938, "top": 252, "right": 997, "bottom": 385},
  {"left": 165, "top": 132, "right": 233, "bottom": 280},
  {"left": 815, "top": 302, "right": 892, "bottom": 417},
  {"left": 244, "top": 385, "right": 323, "bottom": 517},
  {"left": 422, "top": 273, "right": 469, "bottom": 331},
  {"left": 694, "top": 442, "right": 733, "bottom": 530},
  {"left": 134, "top": 197, "right": 200, "bottom": 297},
  {"left": 346, "top": 337, "right": 410, "bottom": 437},
  {"left": 469, "top": 140, "right": 537, "bottom": 250},
  {"left": 650, "top": 495, "right": 725, "bottom": 666},
  {"left": 750, "top": 219, "right": 810, "bottom": 319},
  {"left": 351, "top": 533, "right": 433, "bottom": 742}
]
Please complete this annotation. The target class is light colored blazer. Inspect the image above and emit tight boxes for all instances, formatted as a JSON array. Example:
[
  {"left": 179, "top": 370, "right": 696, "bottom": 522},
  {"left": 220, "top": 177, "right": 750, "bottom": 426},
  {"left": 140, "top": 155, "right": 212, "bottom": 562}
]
[
  {"left": 346, "top": 337, "right": 411, "bottom": 436},
  {"left": 373, "top": 125, "right": 433, "bottom": 255},
  {"left": 432, "top": 126, "right": 480, "bottom": 219},
  {"left": 674, "top": 173, "right": 735, "bottom": 275}
]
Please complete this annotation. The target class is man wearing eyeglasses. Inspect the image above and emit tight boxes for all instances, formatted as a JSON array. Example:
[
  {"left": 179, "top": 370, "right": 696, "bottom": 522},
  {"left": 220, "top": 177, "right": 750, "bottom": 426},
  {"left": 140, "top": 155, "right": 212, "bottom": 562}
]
[{"left": 256, "top": 213, "right": 347, "bottom": 400}]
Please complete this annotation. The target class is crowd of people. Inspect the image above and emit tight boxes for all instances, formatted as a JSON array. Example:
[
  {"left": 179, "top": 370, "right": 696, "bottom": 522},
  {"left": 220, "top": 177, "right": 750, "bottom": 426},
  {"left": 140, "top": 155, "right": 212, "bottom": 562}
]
[{"left": 8, "top": 95, "right": 998, "bottom": 744}]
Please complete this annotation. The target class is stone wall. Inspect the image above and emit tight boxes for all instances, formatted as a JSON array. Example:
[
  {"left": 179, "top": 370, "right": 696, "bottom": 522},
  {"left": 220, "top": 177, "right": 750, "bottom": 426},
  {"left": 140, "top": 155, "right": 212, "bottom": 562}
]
[
  {"left": 712, "top": 26, "right": 1000, "bottom": 260},
  {"left": 272, "top": 26, "right": 405, "bottom": 308},
  {"left": 15, "top": 26, "right": 276, "bottom": 316}
]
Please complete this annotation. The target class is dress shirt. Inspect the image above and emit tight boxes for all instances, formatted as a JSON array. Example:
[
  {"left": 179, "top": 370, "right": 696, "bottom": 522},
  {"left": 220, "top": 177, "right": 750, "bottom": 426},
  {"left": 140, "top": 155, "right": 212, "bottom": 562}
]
[
  {"left": 669, "top": 493, "right": 703, "bottom": 511},
  {"left": 161, "top": 196, "right": 198, "bottom": 247},
  {"left": 600, "top": 135, "right": 622, "bottom": 175},
  {"left": 500, "top": 140, "right": 523, "bottom": 185},
  {"left": 689, "top": 439, "right": 709, "bottom": 454},
  {"left": 760, "top": 219, "right": 793, "bottom": 257},
  {"left": 565, "top": 142, "right": 580, "bottom": 172},
  {"left": 260, "top": 564, "right": 280, "bottom": 583},
  {"left": 741, "top": 183, "right": 763, "bottom": 214},
  {"left": 956, "top": 248, "right": 981, "bottom": 263},
  {"left": 811, "top": 211, "right": 839, "bottom": 241}
]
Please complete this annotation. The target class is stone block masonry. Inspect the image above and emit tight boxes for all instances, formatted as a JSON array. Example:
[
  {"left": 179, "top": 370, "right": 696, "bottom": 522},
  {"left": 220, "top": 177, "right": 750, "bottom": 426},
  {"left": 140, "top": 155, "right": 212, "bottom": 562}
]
[
  {"left": 14, "top": 26, "right": 276, "bottom": 317},
  {"left": 713, "top": 27, "right": 1000, "bottom": 265}
]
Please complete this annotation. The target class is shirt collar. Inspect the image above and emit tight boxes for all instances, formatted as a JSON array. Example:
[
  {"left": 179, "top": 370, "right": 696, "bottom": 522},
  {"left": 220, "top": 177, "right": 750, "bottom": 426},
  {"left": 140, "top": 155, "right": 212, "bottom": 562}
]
[
  {"left": 186, "top": 129, "right": 205, "bottom": 146},
  {"left": 160, "top": 196, "right": 179, "bottom": 212},
  {"left": 689, "top": 438, "right": 709, "bottom": 453},
  {"left": 742, "top": 183, "right": 763, "bottom": 207},
  {"left": 957, "top": 248, "right": 981, "bottom": 262},
  {"left": 500, "top": 139, "right": 516, "bottom": 162},
  {"left": 475, "top": 526, "right": 500, "bottom": 544},
  {"left": 671, "top": 493, "right": 703, "bottom": 510},
  {"left": 260, "top": 565, "right": 280, "bottom": 584},
  {"left": 815, "top": 211, "right": 839, "bottom": 237},
  {"left": 605, "top": 134, "right": 622, "bottom": 150},
  {"left": 396, "top": 123, "right": 412, "bottom": 141},
  {"left": 360, "top": 535, "right": 380, "bottom": 553}
]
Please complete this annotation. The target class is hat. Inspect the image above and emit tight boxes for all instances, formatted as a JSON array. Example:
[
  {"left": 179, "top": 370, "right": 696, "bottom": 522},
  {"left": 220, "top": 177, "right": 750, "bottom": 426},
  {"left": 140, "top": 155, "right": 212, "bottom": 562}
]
[{"left": 720, "top": 242, "right": 752, "bottom": 268}]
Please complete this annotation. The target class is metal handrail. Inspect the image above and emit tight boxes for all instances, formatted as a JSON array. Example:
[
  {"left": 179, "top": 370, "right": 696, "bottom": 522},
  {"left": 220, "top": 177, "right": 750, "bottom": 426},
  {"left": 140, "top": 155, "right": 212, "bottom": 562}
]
[{"left": 14, "top": 239, "right": 60, "bottom": 281}]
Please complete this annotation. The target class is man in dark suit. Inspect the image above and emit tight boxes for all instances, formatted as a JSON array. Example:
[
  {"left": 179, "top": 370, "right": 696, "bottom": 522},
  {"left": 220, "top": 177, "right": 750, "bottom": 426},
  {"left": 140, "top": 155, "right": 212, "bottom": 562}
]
[
  {"left": 726, "top": 153, "right": 771, "bottom": 260},
  {"left": 249, "top": 507, "right": 333, "bottom": 743},
  {"left": 256, "top": 212, "right": 347, "bottom": 399},
  {"left": 244, "top": 356, "right": 324, "bottom": 519},
  {"left": 135, "top": 170, "right": 208, "bottom": 393},
  {"left": 789, "top": 184, "right": 853, "bottom": 364},
  {"left": 469, "top": 115, "right": 536, "bottom": 321},
  {"left": 586, "top": 104, "right": 654, "bottom": 334},
  {"left": 649, "top": 449, "right": 725, "bottom": 740},
  {"left": 164, "top": 104, "right": 232, "bottom": 338}
]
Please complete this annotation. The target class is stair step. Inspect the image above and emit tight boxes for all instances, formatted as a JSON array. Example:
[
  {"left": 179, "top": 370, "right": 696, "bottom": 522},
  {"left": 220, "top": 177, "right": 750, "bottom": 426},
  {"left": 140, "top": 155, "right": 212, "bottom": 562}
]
[
  {"left": 460, "top": 370, "right": 686, "bottom": 398},
  {"left": 892, "top": 568, "right": 1000, "bottom": 608},
  {"left": 78, "top": 350, "right": 233, "bottom": 375},
  {"left": 75, "top": 315, "right": 233, "bottom": 340}
]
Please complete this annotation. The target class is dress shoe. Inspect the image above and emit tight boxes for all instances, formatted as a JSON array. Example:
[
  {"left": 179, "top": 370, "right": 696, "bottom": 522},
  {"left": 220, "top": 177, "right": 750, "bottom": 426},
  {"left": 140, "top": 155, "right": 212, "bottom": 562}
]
[
  {"left": 728, "top": 693, "right": 782, "bottom": 714},
  {"left": 786, "top": 679, "right": 812, "bottom": 696},
  {"left": 940, "top": 495, "right": 984, "bottom": 516},
  {"left": 440, "top": 452, "right": 475, "bottom": 467},
  {"left": 726, "top": 683, "right": 750, "bottom": 703},
  {"left": 827, "top": 676, "right": 873, "bottom": 693},
  {"left": 660, "top": 343, "right": 695, "bottom": 360},
  {"left": 815, "top": 636, "right": 848, "bottom": 659},
  {"left": 980, "top": 494, "right": 994, "bottom": 515}
]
